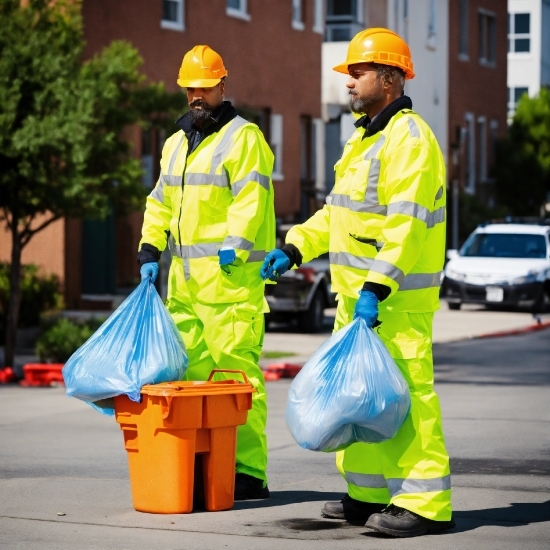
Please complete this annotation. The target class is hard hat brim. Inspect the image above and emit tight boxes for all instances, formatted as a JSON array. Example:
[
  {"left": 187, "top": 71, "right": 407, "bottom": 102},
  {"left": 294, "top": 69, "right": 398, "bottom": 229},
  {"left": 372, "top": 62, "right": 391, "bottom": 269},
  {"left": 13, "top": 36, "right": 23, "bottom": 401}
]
[
  {"left": 177, "top": 77, "right": 222, "bottom": 88},
  {"left": 332, "top": 58, "right": 415, "bottom": 80}
]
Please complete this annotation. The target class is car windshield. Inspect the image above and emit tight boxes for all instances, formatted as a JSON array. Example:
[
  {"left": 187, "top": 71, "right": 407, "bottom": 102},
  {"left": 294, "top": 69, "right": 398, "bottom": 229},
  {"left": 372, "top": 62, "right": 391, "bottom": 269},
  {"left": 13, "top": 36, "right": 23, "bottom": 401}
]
[{"left": 460, "top": 233, "right": 547, "bottom": 259}]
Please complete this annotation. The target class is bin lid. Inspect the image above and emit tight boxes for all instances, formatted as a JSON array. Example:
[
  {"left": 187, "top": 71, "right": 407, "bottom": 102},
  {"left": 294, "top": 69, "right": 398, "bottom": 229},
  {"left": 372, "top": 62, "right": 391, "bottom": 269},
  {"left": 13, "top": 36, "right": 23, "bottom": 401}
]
[{"left": 141, "top": 379, "right": 255, "bottom": 397}]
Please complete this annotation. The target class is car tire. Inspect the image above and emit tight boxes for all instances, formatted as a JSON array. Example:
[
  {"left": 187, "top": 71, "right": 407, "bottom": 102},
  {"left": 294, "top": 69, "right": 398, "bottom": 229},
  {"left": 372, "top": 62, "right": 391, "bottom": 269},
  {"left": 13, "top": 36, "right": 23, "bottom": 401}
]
[
  {"left": 448, "top": 302, "right": 461, "bottom": 310},
  {"left": 533, "top": 284, "right": 550, "bottom": 314},
  {"left": 299, "top": 288, "right": 326, "bottom": 333}
]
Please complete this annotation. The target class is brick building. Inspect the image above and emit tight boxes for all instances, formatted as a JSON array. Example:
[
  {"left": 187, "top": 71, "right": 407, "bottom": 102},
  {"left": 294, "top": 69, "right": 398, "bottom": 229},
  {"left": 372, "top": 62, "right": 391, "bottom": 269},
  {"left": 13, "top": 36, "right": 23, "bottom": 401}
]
[{"left": 1, "top": 0, "right": 324, "bottom": 307}]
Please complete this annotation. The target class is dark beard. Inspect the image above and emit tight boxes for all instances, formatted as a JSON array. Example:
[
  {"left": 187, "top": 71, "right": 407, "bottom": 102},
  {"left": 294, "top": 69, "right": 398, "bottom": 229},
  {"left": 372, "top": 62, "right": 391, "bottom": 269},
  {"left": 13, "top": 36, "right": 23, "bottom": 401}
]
[
  {"left": 188, "top": 100, "right": 213, "bottom": 125},
  {"left": 349, "top": 91, "right": 384, "bottom": 114}
]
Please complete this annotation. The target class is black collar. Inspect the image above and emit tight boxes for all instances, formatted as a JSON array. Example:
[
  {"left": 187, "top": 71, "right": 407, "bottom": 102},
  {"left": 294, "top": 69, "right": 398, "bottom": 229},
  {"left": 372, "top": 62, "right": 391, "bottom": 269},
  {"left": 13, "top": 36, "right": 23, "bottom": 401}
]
[
  {"left": 176, "top": 100, "right": 238, "bottom": 141},
  {"left": 355, "top": 95, "right": 413, "bottom": 138}
]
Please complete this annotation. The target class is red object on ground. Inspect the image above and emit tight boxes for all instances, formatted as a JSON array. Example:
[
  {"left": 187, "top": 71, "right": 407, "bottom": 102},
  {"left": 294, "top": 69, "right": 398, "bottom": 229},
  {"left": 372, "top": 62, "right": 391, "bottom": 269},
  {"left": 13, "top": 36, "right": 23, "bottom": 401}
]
[
  {"left": 478, "top": 320, "right": 550, "bottom": 339},
  {"left": 19, "top": 364, "right": 65, "bottom": 387},
  {"left": 0, "top": 367, "right": 16, "bottom": 384},
  {"left": 263, "top": 363, "right": 303, "bottom": 381}
]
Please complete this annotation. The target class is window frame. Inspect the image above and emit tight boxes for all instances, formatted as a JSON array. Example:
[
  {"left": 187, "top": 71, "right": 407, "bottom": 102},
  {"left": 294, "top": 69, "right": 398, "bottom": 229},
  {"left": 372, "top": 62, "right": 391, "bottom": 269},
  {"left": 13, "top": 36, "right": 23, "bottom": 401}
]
[
  {"left": 478, "top": 8, "right": 497, "bottom": 67},
  {"left": 161, "top": 0, "right": 185, "bottom": 32},
  {"left": 508, "top": 12, "right": 531, "bottom": 54},
  {"left": 270, "top": 114, "right": 284, "bottom": 181},
  {"left": 226, "top": 0, "right": 251, "bottom": 22},
  {"left": 458, "top": 0, "right": 469, "bottom": 60},
  {"left": 292, "top": 0, "right": 305, "bottom": 31},
  {"left": 313, "top": 0, "right": 324, "bottom": 34}
]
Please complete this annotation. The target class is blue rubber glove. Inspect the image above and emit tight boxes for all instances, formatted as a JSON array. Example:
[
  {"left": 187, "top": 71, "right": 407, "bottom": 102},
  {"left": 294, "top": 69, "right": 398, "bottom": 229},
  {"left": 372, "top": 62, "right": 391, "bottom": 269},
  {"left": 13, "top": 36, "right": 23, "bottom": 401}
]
[
  {"left": 260, "top": 249, "right": 291, "bottom": 280},
  {"left": 354, "top": 290, "right": 379, "bottom": 328},
  {"left": 140, "top": 262, "right": 159, "bottom": 283},
  {"left": 218, "top": 247, "right": 236, "bottom": 266}
]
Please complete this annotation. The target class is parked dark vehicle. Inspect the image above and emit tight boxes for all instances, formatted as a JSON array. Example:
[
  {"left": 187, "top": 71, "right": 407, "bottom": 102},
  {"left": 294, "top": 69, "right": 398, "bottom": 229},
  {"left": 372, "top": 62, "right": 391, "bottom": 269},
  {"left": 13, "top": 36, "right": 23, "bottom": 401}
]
[{"left": 265, "top": 255, "right": 336, "bottom": 333}]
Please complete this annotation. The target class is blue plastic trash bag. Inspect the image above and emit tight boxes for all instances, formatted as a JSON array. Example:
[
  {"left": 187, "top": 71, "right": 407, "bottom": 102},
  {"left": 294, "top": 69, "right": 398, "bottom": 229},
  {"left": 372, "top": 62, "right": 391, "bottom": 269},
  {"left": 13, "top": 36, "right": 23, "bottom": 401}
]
[
  {"left": 63, "top": 279, "right": 188, "bottom": 415},
  {"left": 286, "top": 317, "right": 410, "bottom": 452}
]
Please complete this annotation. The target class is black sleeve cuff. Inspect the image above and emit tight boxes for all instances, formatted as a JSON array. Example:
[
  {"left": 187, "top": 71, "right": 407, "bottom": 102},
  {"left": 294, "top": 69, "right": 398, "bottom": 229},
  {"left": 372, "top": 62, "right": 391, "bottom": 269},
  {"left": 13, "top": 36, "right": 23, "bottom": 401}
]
[
  {"left": 281, "top": 243, "right": 303, "bottom": 269},
  {"left": 137, "top": 244, "right": 161, "bottom": 266},
  {"left": 362, "top": 282, "right": 391, "bottom": 302}
]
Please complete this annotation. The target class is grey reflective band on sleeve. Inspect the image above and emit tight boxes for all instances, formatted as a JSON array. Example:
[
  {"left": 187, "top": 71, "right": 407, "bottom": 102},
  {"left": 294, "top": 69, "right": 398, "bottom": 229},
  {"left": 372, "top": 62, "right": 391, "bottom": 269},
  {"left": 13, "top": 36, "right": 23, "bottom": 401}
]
[
  {"left": 210, "top": 116, "right": 248, "bottom": 175},
  {"left": 222, "top": 236, "right": 254, "bottom": 251},
  {"left": 387, "top": 201, "right": 446, "bottom": 228},
  {"left": 231, "top": 171, "right": 271, "bottom": 196},
  {"left": 185, "top": 173, "right": 229, "bottom": 187},
  {"left": 435, "top": 185, "right": 444, "bottom": 201},
  {"left": 345, "top": 472, "right": 388, "bottom": 489},
  {"left": 329, "top": 251, "right": 375, "bottom": 270},
  {"left": 168, "top": 133, "right": 185, "bottom": 176},
  {"left": 408, "top": 118, "right": 420, "bottom": 138},
  {"left": 247, "top": 250, "right": 268, "bottom": 262},
  {"left": 369, "top": 259, "right": 405, "bottom": 284},
  {"left": 386, "top": 475, "right": 451, "bottom": 497},
  {"left": 399, "top": 272, "right": 442, "bottom": 290},
  {"left": 150, "top": 178, "right": 165, "bottom": 203}
]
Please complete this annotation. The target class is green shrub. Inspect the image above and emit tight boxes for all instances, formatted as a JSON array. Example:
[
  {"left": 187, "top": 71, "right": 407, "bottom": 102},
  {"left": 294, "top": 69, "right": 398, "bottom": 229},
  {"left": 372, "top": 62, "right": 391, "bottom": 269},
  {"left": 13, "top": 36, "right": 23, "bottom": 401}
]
[
  {"left": 0, "top": 263, "right": 63, "bottom": 339},
  {"left": 36, "top": 317, "right": 104, "bottom": 363}
]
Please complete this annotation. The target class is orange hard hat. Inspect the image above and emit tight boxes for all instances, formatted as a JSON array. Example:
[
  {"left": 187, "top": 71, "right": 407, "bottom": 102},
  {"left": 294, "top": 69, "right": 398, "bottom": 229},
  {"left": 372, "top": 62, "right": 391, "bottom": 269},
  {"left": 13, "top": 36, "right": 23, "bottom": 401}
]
[
  {"left": 333, "top": 28, "right": 415, "bottom": 80},
  {"left": 177, "top": 45, "right": 228, "bottom": 88}
]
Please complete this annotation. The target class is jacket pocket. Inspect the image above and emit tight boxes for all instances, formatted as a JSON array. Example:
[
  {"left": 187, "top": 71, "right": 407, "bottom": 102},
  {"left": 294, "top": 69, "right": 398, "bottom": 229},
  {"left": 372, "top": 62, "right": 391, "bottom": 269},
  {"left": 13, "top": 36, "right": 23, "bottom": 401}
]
[{"left": 232, "top": 305, "right": 264, "bottom": 350}]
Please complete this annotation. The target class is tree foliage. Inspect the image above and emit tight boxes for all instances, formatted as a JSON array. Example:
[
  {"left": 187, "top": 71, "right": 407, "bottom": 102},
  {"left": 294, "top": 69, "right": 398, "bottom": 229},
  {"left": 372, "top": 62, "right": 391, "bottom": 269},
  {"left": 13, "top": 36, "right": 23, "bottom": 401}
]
[
  {"left": 0, "top": 0, "right": 186, "bottom": 367},
  {"left": 495, "top": 88, "right": 550, "bottom": 216}
]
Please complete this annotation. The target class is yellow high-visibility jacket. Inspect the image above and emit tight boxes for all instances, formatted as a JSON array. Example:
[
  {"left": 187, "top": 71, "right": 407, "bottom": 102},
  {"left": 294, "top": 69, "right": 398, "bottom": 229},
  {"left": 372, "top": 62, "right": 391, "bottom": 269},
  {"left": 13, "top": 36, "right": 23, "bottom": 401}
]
[
  {"left": 287, "top": 108, "right": 446, "bottom": 312},
  {"left": 140, "top": 115, "right": 276, "bottom": 305}
]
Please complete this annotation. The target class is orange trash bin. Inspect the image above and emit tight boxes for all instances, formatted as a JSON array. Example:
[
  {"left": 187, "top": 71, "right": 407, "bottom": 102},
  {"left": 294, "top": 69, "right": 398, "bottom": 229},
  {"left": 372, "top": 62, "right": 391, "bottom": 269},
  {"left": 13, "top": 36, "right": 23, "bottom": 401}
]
[{"left": 113, "top": 369, "right": 256, "bottom": 514}]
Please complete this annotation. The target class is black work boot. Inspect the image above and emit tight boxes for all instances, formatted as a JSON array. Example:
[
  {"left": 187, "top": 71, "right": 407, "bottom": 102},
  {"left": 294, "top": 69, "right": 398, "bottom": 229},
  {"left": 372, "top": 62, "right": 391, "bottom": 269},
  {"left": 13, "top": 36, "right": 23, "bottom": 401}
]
[
  {"left": 365, "top": 504, "right": 456, "bottom": 537},
  {"left": 321, "top": 494, "right": 386, "bottom": 523},
  {"left": 234, "top": 473, "right": 269, "bottom": 500}
]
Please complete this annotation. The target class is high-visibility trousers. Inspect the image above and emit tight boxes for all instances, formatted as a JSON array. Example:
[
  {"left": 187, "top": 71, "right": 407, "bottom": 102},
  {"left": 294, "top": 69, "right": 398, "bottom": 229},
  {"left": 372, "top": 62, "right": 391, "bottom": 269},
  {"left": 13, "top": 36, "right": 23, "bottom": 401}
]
[
  {"left": 166, "top": 260, "right": 268, "bottom": 483},
  {"left": 334, "top": 294, "right": 452, "bottom": 521}
]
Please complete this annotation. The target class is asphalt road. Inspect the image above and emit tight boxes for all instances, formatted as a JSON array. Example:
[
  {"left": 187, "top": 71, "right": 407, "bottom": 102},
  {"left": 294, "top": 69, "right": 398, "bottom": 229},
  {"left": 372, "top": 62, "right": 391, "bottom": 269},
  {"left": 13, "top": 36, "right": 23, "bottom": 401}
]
[{"left": 0, "top": 328, "right": 549, "bottom": 549}]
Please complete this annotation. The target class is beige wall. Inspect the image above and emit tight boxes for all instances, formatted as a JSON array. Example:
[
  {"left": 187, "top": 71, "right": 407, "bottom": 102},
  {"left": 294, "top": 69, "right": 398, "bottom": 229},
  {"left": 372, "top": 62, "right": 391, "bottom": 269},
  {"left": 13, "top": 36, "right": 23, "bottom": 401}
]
[{"left": 0, "top": 216, "right": 65, "bottom": 283}]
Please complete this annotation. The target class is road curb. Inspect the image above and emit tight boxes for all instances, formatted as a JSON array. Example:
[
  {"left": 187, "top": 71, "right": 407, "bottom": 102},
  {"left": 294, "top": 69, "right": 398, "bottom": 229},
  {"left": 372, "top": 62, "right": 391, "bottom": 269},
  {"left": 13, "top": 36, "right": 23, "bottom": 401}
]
[{"left": 476, "top": 320, "right": 550, "bottom": 339}]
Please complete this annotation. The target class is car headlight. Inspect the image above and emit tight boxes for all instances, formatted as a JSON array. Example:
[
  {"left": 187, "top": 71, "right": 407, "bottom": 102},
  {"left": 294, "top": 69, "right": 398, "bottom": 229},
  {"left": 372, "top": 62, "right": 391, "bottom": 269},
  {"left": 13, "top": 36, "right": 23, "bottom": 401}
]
[
  {"left": 512, "top": 270, "right": 546, "bottom": 285},
  {"left": 445, "top": 269, "right": 466, "bottom": 281}
]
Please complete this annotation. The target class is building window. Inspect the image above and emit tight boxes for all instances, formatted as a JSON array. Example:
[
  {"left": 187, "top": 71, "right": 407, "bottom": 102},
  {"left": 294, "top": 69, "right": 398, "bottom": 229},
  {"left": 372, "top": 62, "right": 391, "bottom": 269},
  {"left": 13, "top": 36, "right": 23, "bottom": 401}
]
[
  {"left": 325, "top": 0, "right": 363, "bottom": 42},
  {"left": 477, "top": 116, "right": 487, "bottom": 183},
  {"left": 227, "top": 0, "right": 250, "bottom": 21},
  {"left": 464, "top": 112, "right": 476, "bottom": 194},
  {"left": 313, "top": 0, "right": 324, "bottom": 34},
  {"left": 270, "top": 114, "right": 283, "bottom": 180},
  {"left": 292, "top": 0, "right": 305, "bottom": 30},
  {"left": 478, "top": 10, "right": 496, "bottom": 66},
  {"left": 458, "top": 0, "right": 469, "bottom": 59},
  {"left": 507, "top": 86, "right": 529, "bottom": 118},
  {"left": 508, "top": 13, "right": 530, "bottom": 53},
  {"left": 161, "top": 0, "right": 184, "bottom": 31}
]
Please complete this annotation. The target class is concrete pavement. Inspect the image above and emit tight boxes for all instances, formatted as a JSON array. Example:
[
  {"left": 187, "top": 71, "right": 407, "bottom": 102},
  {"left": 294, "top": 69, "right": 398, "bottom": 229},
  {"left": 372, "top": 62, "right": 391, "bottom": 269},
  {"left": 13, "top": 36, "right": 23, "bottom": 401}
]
[{"left": 1, "top": 324, "right": 549, "bottom": 549}]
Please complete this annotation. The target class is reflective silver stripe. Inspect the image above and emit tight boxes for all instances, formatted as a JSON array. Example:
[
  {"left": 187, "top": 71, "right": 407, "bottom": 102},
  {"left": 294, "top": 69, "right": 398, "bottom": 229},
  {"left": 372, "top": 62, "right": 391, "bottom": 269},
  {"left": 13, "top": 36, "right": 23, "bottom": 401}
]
[
  {"left": 400, "top": 272, "right": 442, "bottom": 291},
  {"left": 435, "top": 185, "right": 444, "bottom": 201},
  {"left": 387, "top": 201, "right": 446, "bottom": 228},
  {"left": 222, "top": 236, "right": 254, "bottom": 251},
  {"left": 370, "top": 259, "right": 405, "bottom": 284},
  {"left": 330, "top": 193, "right": 380, "bottom": 214},
  {"left": 408, "top": 118, "right": 420, "bottom": 138},
  {"left": 330, "top": 251, "right": 374, "bottom": 271},
  {"left": 168, "top": 133, "right": 185, "bottom": 175},
  {"left": 345, "top": 472, "right": 387, "bottom": 489},
  {"left": 150, "top": 179, "right": 165, "bottom": 203},
  {"left": 231, "top": 171, "right": 271, "bottom": 196},
  {"left": 185, "top": 173, "right": 229, "bottom": 187},
  {"left": 364, "top": 134, "right": 386, "bottom": 160},
  {"left": 183, "top": 258, "right": 190, "bottom": 280},
  {"left": 247, "top": 250, "right": 267, "bottom": 262},
  {"left": 163, "top": 174, "right": 182, "bottom": 186},
  {"left": 387, "top": 475, "right": 451, "bottom": 497},
  {"left": 210, "top": 116, "right": 248, "bottom": 174},
  {"left": 364, "top": 159, "right": 388, "bottom": 215}
]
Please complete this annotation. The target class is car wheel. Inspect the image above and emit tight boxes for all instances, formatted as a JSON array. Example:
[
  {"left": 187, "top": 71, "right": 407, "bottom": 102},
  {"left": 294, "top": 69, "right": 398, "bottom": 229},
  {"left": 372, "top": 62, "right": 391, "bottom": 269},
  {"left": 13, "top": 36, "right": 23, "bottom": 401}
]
[
  {"left": 299, "top": 289, "right": 326, "bottom": 333},
  {"left": 533, "top": 285, "right": 550, "bottom": 314},
  {"left": 448, "top": 302, "right": 461, "bottom": 310}
]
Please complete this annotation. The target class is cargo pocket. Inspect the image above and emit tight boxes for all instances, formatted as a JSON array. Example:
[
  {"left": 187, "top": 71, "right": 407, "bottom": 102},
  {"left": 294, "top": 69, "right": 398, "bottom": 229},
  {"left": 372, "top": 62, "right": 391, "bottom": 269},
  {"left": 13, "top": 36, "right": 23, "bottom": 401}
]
[
  {"left": 232, "top": 306, "right": 264, "bottom": 350},
  {"left": 384, "top": 336, "right": 433, "bottom": 391}
]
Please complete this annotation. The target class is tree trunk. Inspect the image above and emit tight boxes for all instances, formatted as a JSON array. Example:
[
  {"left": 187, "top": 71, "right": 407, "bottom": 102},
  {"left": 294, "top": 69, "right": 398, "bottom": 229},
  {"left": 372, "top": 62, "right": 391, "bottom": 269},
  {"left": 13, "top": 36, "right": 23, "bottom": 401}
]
[{"left": 4, "top": 222, "right": 22, "bottom": 369}]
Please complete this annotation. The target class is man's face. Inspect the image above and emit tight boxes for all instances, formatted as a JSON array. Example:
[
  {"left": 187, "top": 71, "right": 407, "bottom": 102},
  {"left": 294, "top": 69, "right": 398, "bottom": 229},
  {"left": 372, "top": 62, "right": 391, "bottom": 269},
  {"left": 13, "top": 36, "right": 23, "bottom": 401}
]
[
  {"left": 346, "top": 63, "right": 384, "bottom": 115},
  {"left": 186, "top": 82, "right": 224, "bottom": 124}
]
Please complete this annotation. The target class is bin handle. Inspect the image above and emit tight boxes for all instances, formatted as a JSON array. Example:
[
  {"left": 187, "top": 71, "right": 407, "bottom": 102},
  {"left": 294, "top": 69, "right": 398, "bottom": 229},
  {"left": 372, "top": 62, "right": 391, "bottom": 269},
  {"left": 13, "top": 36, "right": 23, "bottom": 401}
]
[
  {"left": 207, "top": 369, "right": 250, "bottom": 385},
  {"left": 160, "top": 395, "right": 173, "bottom": 420}
]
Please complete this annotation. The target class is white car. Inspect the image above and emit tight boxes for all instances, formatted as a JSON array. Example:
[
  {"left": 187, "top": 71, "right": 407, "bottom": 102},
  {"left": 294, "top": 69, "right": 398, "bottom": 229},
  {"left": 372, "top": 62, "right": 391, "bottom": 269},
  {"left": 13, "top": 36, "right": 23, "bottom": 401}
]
[{"left": 444, "top": 222, "right": 550, "bottom": 311}]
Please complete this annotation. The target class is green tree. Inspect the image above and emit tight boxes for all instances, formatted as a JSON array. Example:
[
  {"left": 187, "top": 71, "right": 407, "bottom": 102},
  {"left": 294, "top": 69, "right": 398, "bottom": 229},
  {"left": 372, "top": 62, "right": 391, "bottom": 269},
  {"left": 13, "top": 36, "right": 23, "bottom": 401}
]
[
  {"left": 495, "top": 88, "right": 550, "bottom": 216},
  {"left": 0, "top": 0, "right": 186, "bottom": 368}
]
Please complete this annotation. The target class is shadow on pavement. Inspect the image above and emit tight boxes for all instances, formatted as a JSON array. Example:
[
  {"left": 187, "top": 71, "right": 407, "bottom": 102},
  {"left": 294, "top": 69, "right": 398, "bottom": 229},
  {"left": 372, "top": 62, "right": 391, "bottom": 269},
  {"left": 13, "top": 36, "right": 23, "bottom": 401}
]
[{"left": 232, "top": 490, "right": 343, "bottom": 510}]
